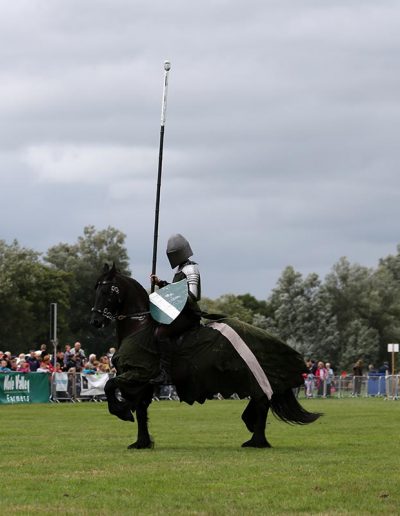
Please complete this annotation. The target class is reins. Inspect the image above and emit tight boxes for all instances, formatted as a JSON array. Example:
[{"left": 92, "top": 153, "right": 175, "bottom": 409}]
[
  {"left": 116, "top": 312, "right": 151, "bottom": 321},
  {"left": 90, "top": 307, "right": 150, "bottom": 321}
]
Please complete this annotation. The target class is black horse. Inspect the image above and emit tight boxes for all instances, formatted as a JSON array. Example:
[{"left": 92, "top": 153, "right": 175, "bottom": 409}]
[{"left": 90, "top": 264, "right": 320, "bottom": 449}]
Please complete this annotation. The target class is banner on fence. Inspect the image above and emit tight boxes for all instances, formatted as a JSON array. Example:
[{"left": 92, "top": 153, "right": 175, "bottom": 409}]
[
  {"left": 80, "top": 373, "right": 109, "bottom": 396},
  {"left": 0, "top": 373, "right": 50, "bottom": 404},
  {"left": 54, "top": 372, "right": 69, "bottom": 392}
]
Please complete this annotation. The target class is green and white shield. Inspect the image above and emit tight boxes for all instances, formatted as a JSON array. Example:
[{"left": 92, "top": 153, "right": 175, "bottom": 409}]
[{"left": 149, "top": 279, "right": 188, "bottom": 324}]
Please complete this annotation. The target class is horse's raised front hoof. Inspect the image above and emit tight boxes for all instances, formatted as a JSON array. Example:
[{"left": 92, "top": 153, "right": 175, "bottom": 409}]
[
  {"left": 241, "top": 439, "right": 272, "bottom": 449},
  {"left": 127, "top": 439, "right": 154, "bottom": 450},
  {"left": 109, "top": 407, "right": 135, "bottom": 422},
  {"left": 120, "top": 409, "right": 135, "bottom": 422}
]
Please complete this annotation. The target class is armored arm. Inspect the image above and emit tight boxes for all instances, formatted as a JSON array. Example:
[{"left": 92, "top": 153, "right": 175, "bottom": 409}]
[{"left": 181, "top": 263, "right": 201, "bottom": 301}]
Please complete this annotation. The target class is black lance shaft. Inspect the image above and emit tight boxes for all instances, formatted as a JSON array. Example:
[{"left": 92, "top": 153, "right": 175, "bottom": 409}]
[{"left": 151, "top": 60, "right": 171, "bottom": 292}]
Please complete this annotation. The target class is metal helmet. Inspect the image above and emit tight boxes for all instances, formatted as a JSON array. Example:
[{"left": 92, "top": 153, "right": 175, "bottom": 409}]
[{"left": 166, "top": 234, "right": 193, "bottom": 268}]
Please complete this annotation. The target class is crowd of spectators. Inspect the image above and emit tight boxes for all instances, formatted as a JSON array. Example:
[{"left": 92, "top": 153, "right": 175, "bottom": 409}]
[
  {"left": 303, "top": 359, "right": 335, "bottom": 398},
  {"left": 0, "top": 345, "right": 394, "bottom": 399},
  {"left": 303, "top": 358, "right": 392, "bottom": 398},
  {"left": 0, "top": 342, "right": 116, "bottom": 375}
]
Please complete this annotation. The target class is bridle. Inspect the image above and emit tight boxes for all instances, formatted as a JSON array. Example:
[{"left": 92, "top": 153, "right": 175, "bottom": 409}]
[{"left": 92, "top": 279, "right": 150, "bottom": 322}]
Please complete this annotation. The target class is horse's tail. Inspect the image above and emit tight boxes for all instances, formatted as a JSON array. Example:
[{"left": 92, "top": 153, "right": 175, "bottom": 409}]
[
  {"left": 270, "top": 388, "right": 322, "bottom": 424},
  {"left": 104, "top": 377, "right": 135, "bottom": 422}
]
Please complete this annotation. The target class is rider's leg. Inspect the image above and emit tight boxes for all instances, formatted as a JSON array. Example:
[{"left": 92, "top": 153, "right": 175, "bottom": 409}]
[
  {"left": 150, "top": 311, "right": 199, "bottom": 385},
  {"left": 150, "top": 330, "right": 173, "bottom": 385}
]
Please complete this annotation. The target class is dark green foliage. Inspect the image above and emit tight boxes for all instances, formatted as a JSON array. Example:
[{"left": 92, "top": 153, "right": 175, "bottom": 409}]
[
  {"left": 0, "top": 240, "right": 70, "bottom": 353},
  {"left": 0, "top": 226, "right": 129, "bottom": 355},
  {"left": 200, "top": 294, "right": 254, "bottom": 323},
  {"left": 264, "top": 255, "right": 400, "bottom": 370},
  {"left": 237, "top": 293, "right": 270, "bottom": 317},
  {"left": 2, "top": 227, "right": 400, "bottom": 369},
  {"left": 45, "top": 225, "right": 130, "bottom": 354}
]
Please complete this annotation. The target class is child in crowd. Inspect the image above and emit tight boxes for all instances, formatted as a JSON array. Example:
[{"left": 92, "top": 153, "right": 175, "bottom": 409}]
[{"left": 0, "top": 359, "right": 11, "bottom": 372}]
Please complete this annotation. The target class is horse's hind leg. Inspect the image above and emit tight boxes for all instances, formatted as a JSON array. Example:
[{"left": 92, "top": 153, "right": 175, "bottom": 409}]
[
  {"left": 241, "top": 399, "right": 272, "bottom": 449},
  {"left": 128, "top": 390, "right": 154, "bottom": 450}
]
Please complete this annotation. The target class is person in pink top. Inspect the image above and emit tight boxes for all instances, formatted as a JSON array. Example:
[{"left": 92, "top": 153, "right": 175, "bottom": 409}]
[
  {"left": 17, "top": 359, "right": 31, "bottom": 372},
  {"left": 315, "top": 361, "right": 328, "bottom": 397}
]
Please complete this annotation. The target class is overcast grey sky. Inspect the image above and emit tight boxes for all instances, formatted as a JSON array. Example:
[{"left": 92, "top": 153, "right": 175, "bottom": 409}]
[{"left": 1, "top": 1, "right": 399, "bottom": 298}]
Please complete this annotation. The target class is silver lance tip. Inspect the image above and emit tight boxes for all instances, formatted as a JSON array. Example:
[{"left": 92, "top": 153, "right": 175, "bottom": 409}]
[{"left": 164, "top": 60, "right": 171, "bottom": 71}]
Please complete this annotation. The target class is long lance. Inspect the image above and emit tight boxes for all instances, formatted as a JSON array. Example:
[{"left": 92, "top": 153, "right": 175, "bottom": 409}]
[{"left": 151, "top": 60, "right": 171, "bottom": 293}]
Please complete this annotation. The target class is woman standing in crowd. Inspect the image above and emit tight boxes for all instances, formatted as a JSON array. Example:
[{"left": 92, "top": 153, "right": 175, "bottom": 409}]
[
  {"left": 325, "top": 362, "right": 334, "bottom": 396},
  {"left": 315, "top": 361, "right": 328, "bottom": 397}
]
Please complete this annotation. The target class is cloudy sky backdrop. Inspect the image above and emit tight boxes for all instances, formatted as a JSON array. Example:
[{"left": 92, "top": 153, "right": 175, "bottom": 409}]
[{"left": 1, "top": 1, "right": 399, "bottom": 298}]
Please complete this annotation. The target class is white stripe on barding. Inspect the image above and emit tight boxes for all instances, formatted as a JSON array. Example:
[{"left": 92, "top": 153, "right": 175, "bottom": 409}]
[{"left": 209, "top": 321, "right": 273, "bottom": 400}]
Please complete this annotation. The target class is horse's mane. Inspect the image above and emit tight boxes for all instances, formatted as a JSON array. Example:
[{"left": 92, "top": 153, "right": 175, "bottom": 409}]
[
  {"left": 97, "top": 266, "right": 150, "bottom": 304},
  {"left": 117, "top": 272, "right": 150, "bottom": 301}
]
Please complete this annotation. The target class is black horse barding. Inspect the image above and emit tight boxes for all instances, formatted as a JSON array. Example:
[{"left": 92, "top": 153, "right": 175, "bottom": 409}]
[{"left": 90, "top": 264, "right": 320, "bottom": 449}]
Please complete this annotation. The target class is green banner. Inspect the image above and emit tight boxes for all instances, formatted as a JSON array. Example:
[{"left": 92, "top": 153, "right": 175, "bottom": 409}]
[{"left": 0, "top": 373, "right": 50, "bottom": 404}]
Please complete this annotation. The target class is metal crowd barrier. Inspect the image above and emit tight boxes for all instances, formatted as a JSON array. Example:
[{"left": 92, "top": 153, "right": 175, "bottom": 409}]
[
  {"left": 51, "top": 372, "right": 115, "bottom": 402},
  {"left": 50, "top": 372, "right": 399, "bottom": 403},
  {"left": 51, "top": 372, "right": 180, "bottom": 403},
  {"left": 299, "top": 374, "right": 399, "bottom": 399}
]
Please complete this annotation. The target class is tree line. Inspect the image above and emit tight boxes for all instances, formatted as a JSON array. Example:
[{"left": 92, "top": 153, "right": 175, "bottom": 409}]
[
  {"left": 0, "top": 226, "right": 130, "bottom": 356},
  {"left": 1, "top": 226, "right": 399, "bottom": 369}
]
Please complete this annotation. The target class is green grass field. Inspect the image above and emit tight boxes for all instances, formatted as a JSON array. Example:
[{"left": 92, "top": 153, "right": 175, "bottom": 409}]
[{"left": 0, "top": 398, "right": 399, "bottom": 515}]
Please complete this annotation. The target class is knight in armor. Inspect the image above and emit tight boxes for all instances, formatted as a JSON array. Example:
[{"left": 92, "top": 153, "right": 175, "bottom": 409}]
[{"left": 150, "top": 234, "right": 202, "bottom": 385}]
